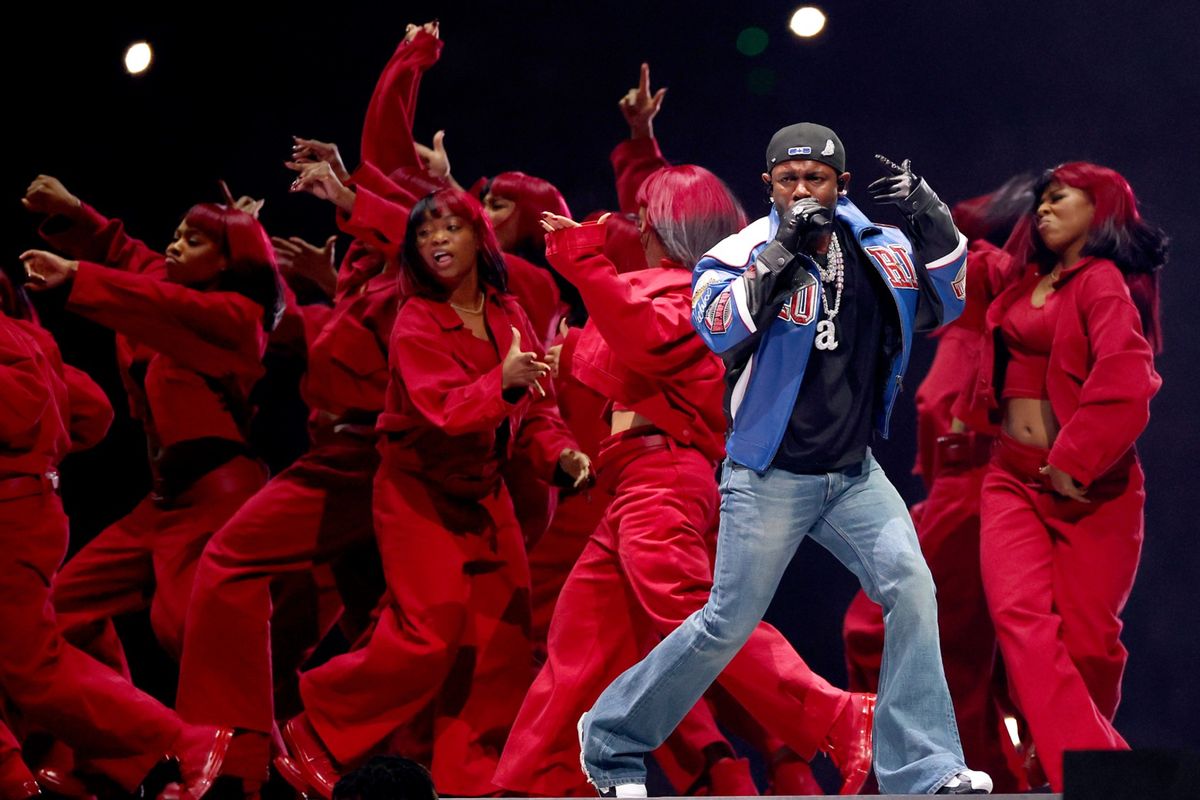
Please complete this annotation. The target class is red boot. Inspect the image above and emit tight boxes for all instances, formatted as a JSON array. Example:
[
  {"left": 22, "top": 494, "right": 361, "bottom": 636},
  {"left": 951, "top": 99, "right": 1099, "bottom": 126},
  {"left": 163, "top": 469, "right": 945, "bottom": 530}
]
[{"left": 822, "top": 692, "right": 875, "bottom": 795}]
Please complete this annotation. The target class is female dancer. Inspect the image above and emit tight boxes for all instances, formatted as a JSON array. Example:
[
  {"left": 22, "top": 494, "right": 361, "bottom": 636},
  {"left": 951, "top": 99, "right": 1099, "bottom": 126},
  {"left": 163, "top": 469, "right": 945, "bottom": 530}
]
[
  {"left": 279, "top": 187, "right": 588, "bottom": 799},
  {"left": 493, "top": 165, "right": 874, "bottom": 798},
  {"left": 954, "top": 162, "right": 1165, "bottom": 791},
  {"left": 3, "top": 258, "right": 234, "bottom": 799},
  {"left": 22, "top": 177, "right": 282, "bottom": 675}
]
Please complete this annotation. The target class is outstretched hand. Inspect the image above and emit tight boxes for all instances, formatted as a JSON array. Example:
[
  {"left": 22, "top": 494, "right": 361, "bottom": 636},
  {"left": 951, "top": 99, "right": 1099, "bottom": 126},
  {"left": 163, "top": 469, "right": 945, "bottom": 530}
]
[
  {"left": 868, "top": 155, "right": 919, "bottom": 205},
  {"left": 19, "top": 249, "right": 78, "bottom": 291},
  {"left": 501, "top": 326, "right": 550, "bottom": 397},
  {"left": 291, "top": 137, "right": 351, "bottom": 184},
  {"left": 404, "top": 20, "right": 440, "bottom": 43},
  {"left": 415, "top": 130, "right": 452, "bottom": 180},
  {"left": 272, "top": 235, "right": 338, "bottom": 297},
  {"left": 286, "top": 160, "right": 356, "bottom": 212},
  {"left": 23, "top": 175, "right": 81, "bottom": 217},
  {"left": 619, "top": 62, "right": 667, "bottom": 140}
]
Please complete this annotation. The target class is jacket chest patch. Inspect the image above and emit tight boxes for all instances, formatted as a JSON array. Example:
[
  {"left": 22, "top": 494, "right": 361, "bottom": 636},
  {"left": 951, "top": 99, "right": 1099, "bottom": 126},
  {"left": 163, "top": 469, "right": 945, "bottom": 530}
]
[
  {"left": 865, "top": 245, "right": 919, "bottom": 290},
  {"left": 778, "top": 283, "right": 818, "bottom": 325}
]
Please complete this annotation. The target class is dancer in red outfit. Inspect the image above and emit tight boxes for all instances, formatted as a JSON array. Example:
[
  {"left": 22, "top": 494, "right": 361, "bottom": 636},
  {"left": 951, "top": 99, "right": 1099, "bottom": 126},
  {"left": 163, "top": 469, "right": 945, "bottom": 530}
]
[
  {"left": 279, "top": 188, "right": 588, "bottom": 799},
  {"left": 21, "top": 178, "right": 282, "bottom": 681},
  {"left": 0, "top": 265, "right": 233, "bottom": 800},
  {"left": 493, "top": 165, "right": 874, "bottom": 799},
  {"left": 841, "top": 177, "right": 1037, "bottom": 793},
  {"left": 175, "top": 23, "right": 451, "bottom": 792},
  {"left": 953, "top": 162, "right": 1165, "bottom": 791}
]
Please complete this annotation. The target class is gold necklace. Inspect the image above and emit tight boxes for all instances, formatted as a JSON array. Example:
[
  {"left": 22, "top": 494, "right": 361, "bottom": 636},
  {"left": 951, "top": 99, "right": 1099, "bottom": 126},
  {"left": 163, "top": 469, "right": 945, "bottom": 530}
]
[{"left": 448, "top": 294, "right": 485, "bottom": 314}]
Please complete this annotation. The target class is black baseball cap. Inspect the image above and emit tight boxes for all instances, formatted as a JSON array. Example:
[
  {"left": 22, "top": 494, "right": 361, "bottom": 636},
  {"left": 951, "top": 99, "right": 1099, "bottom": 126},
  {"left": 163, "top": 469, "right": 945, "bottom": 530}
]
[{"left": 766, "top": 123, "right": 846, "bottom": 174}]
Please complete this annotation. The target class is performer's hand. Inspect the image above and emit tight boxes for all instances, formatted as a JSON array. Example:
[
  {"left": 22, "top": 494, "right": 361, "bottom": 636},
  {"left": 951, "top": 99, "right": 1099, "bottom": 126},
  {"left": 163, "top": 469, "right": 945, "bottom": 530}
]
[
  {"left": 415, "top": 130, "right": 452, "bottom": 180},
  {"left": 286, "top": 161, "right": 356, "bottom": 212},
  {"left": 544, "top": 343, "right": 563, "bottom": 378},
  {"left": 540, "top": 211, "right": 598, "bottom": 233},
  {"left": 1040, "top": 464, "right": 1090, "bottom": 503},
  {"left": 869, "top": 155, "right": 942, "bottom": 217},
  {"left": 403, "top": 19, "right": 440, "bottom": 43},
  {"left": 272, "top": 235, "right": 338, "bottom": 297},
  {"left": 620, "top": 62, "right": 667, "bottom": 140},
  {"left": 558, "top": 448, "right": 593, "bottom": 489},
  {"left": 19, "top": 249, "right": 78, "bottom": 291},
  {"left": 291, "top": 137, "right": 351, "bottom": 184},
  {"left": 502, "top": 326, "right": 550, "bottom": 397},
  {"left": 775, "top": 198, "right": 831, "bottom": 256},
  {"left": 23, "top": 175, "right": 82, "bottom": 217}
]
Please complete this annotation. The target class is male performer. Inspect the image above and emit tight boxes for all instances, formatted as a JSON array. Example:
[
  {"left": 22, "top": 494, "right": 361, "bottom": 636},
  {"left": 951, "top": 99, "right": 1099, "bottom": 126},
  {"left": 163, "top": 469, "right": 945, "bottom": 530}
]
[{"left": 577, "top": 123, "right": 993, "bottom": 795}]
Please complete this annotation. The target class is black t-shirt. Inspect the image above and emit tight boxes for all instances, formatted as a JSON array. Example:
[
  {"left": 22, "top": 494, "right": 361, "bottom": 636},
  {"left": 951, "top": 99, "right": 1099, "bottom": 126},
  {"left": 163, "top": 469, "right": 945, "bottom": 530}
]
[{"left": 772, "top": 223, "right": 891, "bottom": 474}]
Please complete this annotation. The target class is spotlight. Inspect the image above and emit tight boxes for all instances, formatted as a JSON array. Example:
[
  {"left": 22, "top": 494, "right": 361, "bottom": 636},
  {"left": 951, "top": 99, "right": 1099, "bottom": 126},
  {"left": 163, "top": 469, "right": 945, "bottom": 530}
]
[
  {"left": 789, "top": 6, "right": 827, "bottom": 38},
  {"left": 124, "top": 41, "right": 153, "bottom": 75}
]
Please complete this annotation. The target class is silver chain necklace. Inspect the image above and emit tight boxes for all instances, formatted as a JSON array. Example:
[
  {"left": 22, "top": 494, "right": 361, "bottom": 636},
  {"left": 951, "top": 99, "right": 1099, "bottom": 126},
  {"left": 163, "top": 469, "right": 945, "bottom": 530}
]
[{"left": 814, "top": 232, "right": 843, "bottom": 350}]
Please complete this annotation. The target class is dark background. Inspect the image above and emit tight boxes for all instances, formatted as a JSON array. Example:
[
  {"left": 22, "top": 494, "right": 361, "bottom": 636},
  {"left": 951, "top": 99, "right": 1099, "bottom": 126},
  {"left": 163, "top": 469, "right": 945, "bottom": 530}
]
[{"left": 5, "top": 0, "right": 1197, "bottom": 755}]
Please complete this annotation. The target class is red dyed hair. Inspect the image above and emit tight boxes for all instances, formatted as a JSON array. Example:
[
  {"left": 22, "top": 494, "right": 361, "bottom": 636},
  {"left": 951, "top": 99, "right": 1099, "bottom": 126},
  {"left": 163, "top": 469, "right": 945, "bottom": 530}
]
[
  {"left": 484, "top": 171, "right": 570, "bottom": 262},
  {"left": 636, "top": 165, "right": 748, "bottom": 268},
  {"left": 1007, "top": 162, "right": 1167, "bottom": 352},
  {"left": 400, "top": 187, "right": 508, "bottom": 299},
  {"left": 182, "top": 203, "right": 285, "bottom": 331}
]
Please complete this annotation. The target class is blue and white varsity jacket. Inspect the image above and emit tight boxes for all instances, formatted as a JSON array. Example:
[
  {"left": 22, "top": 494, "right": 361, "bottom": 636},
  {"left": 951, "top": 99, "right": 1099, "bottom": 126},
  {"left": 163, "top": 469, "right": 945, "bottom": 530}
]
[{"left": 690, "top": 195, "right": 967, "bottom": 472}]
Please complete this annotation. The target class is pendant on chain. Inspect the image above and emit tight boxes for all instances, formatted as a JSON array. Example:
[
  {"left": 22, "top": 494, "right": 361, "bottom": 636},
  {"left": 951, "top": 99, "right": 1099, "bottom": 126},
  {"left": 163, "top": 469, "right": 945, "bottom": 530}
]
[{"left": 814, "top": 319, "right": 839, "bottom": 351}]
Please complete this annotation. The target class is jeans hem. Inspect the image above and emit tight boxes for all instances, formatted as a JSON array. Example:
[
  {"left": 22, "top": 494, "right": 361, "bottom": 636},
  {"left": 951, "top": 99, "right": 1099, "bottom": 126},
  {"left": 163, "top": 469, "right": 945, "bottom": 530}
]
[{"left": 926, "top": 764, "right": 968, "bottom": 794}]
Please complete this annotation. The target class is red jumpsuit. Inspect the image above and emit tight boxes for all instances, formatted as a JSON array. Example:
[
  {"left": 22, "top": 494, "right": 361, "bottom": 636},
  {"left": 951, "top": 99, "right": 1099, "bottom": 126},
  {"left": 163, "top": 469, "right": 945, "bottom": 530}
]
[
  {"left": 175, "top": 270, "right": 401, "bottom": 768},
  {"left": 297, "top": 291, "right": 575, "bottom": 795},
  {"left": 954, "top": 252, "right": 1160, "bottom": 791},
  {"left": 841, "top": 243, "right": 1018, "bottom": 790},
  {"left": 0, "top": 315, "right": 200, "bottom": 791},
  {"left": 37, "top": 205, "right": 269, "bottom": 672},
  {"left": 494, "top": 221, "right": 849, "bottom": 796}
]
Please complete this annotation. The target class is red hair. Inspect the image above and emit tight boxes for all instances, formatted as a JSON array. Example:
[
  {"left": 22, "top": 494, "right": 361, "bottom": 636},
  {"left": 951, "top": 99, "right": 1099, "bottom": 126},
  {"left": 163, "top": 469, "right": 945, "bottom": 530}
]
[
  {"left": 400, "top": 188, "right": 508, "bottom": 299},
  {"left": 484, "top": 171, "right": 570, "bottom": 263},
  {"left": 182, "top": 203, "right": 285, "bottom": 331},
  {"left": 636, "top": 165, "right": 747, "bottom": 268},
  {"left": 1007, "top": 162, "right": 1168, "bottom": 352}
]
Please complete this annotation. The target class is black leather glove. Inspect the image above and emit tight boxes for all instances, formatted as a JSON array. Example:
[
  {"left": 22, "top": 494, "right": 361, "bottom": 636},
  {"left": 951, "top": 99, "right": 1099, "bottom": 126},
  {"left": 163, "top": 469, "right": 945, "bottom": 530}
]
[
  {"left": 755, "top": 197, "right": 832, "bottom": 278},
  {"left": 868, "top": 154, "right": 939, "bottom": 217}
]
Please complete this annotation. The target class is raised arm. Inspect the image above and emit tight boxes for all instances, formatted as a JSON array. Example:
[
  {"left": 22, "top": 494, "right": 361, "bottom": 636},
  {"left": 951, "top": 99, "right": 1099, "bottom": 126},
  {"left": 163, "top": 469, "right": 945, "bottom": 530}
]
[
  {"left": 869, "top": 155, "right": 968, "bottom": 331},
  {"left": 611, "top": 63, "right": 669, "bottom": 213},
  {"left": 361, "top": 23, "right": 443, "bottom": 176},
  {"left": 25, "top": 175, "right": 166, "bottom": 278}
]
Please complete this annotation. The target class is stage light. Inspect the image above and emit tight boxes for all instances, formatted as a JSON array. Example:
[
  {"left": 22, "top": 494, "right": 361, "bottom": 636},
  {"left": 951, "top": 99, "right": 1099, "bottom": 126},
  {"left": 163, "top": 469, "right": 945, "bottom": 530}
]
[
  {"left": 789, "top": 6, "right": 827, "bottom": 38},
  {"left": 736, "top": 27, "right": 769, "bottom": 57},
  {"left": 124, "top": 42, "right": 153, "bottom": 75}
]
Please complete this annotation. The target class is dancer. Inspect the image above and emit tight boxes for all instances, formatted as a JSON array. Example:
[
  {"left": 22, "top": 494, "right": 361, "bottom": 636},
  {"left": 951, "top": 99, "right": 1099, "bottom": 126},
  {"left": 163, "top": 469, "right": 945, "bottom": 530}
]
[
  {"left": 2, "top": 259, "right": 233, "bottom": 799},
  {"left": 578, "top": 122, "right": 993, "bottom": 795},
  {"left": 279, "top": 188, "right": 587, "bottom": 799},
  {"left": 21, "top": 177, "right": 281, "bottom": 676},
  {"left": 954, "top": 162, "right": 1165, "bottom": 791}
]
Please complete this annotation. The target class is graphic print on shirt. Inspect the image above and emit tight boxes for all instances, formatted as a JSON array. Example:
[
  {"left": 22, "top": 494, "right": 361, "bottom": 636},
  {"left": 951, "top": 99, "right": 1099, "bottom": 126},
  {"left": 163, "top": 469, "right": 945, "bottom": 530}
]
[{"left": 865, "top": 244, "right": 919, "bottom": 291}]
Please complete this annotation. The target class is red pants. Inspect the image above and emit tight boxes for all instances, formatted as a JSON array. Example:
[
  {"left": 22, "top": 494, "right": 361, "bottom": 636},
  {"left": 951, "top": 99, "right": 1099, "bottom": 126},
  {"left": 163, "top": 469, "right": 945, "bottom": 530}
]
[
  {"left": 299, "top": 443, "right": 532, "bottom": 796},
  {"left": 494, "top": 432, "right": 845, "bottom": 796},
  {"left": 980, "top": 433, "right": 1142, "bottom": 790},
  {"left": 52, "top": 456, "right": 267, "bottom": 672},
  {"left": 528, "top": 490, "right": 608, "bottom": 662},
  {"left": 0, "top": 487, "right": 184, "bottom": 788},
  {"left": 843, "top": 432, "right": 1017, "bottom": 790},
  {"left": 176, "top": 440, "right": 379, "bottom": 737}
]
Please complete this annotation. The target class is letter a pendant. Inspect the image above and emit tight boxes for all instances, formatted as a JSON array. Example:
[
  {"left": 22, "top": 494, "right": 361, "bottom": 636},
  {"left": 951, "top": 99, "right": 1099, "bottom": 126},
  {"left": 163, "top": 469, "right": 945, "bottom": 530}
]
[{"left": 814, "top": 319, "right": 839, "bottom": 350}]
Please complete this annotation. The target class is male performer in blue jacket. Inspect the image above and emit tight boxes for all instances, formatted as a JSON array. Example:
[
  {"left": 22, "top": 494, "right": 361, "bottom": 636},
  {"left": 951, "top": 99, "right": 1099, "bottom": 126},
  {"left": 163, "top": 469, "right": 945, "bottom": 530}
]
[{"left": 578, "top": 123, "right": 993, "bottom": 795}]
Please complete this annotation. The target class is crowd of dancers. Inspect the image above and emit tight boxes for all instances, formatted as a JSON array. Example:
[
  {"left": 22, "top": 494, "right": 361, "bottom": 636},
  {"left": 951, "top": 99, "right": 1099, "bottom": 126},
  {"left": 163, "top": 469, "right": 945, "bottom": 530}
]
[{"left": 0, "top": 20, "right": 1166, "bottom": 800}]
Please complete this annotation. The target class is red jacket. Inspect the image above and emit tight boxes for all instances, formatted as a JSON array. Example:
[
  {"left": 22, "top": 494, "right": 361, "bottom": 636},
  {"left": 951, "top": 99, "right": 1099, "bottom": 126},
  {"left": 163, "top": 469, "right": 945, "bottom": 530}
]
[
  {"left": 360, "top": 30, "right": 442, "bottom": 177},
  {"left": 377, "top": 291, "right": 575, "bottom": 496},
  {"left": 301, "top": 270, "right": 402, "bottom": 427},
  {"left": 610, "top": 137, "right": 668, "bottom": 216},
  {"left": 0, "top": 315, "right": 112, "bottom": 476},
  {"left": 547, "top": 222, "right": 726, "bottom": 464},
  {"left": 953, "top": 251, "right": 1160, "bottom": 486}
]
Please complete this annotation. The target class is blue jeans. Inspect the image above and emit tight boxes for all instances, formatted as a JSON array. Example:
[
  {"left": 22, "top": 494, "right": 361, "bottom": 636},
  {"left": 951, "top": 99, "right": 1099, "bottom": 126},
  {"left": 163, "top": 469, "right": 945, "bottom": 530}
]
[{"left": 581, "top": 453, "right": 967, "bottom": 794}]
